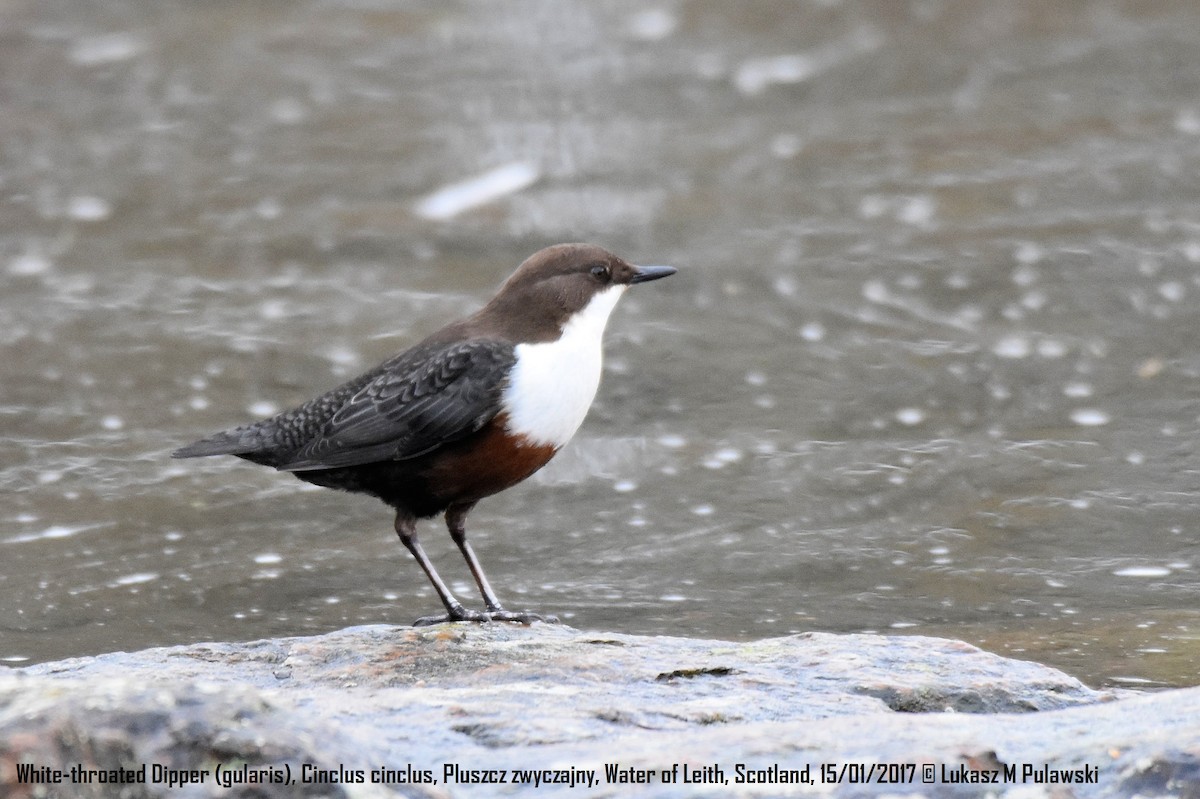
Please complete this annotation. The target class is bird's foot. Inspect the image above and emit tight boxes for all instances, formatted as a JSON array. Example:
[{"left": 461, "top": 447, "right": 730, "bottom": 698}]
[
  {"left": 412, "top": 606, "right": 559, "bottom": 626},
  {"left": 483, "top": 608, "right": 560, "bottom": 625}
]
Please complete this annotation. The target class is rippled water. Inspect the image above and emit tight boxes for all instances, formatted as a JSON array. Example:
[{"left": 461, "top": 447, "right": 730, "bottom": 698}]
[{"left": 3, "top": 0, "right": 1200, "bottom": 688}]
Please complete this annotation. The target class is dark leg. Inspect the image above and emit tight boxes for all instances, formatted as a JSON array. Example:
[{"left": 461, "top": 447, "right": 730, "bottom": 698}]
[
  {"left": 444, "top": 502, "right": 503, "bottom": 612},
  {"left": 445, "top": 502, "right": 558, "bottom": 624},
  {"left": 394, "top": 510, "right": 490, "bottom": 625}
]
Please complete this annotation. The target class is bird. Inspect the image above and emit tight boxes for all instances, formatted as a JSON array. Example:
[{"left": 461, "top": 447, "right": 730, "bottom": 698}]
[{"left": 173, "top": 243, "right": 676, "bottom": 625}]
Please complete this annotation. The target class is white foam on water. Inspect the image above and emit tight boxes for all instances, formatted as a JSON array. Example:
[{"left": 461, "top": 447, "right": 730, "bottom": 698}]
[
  {"left": 1113, "top": 566, "right": 1171, "bottom": 578},
  {"left": 993, "top": 335, "right": 1031, "bottom": 359},
  {"left": 4, "top": 525, "right": 95, "bottom": 545},
  {"left": 414, "top": 162, "right": 539, "bottom": 221},
  {"left": 9, "top": 251, "right": 52, "bottom": 276},
  {"left": 628, "top": 8, "right": 677, "bottom": 40},
  {"left": 1070, "top": 408, "right": 1110, "bottom": 426},
  {"left": 67, "top": 195, "right": 112, "bottom": 222},
  {"left": 247, "top": 400, "right": 278, "bottom": 417},
  {"left": 70, "top": 32, "right": 145, "bottom": 65},
  {"left": 112, "top": 572, "right": 158, "bottom": 587}
]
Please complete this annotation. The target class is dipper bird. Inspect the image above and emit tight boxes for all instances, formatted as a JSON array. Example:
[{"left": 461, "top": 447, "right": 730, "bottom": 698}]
[{"left": 174, "top": 243, "right": 676, "bottom": 625}]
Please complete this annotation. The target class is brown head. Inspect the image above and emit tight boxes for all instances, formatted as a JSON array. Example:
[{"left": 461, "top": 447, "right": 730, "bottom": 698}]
[{"left": 473, "top": 243, "right": 676, "bottom": 343}]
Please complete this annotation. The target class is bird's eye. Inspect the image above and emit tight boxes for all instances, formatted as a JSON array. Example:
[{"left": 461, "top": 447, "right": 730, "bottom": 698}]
[{"left": 589, "top": 264, "right": 610, "bottom": 281}]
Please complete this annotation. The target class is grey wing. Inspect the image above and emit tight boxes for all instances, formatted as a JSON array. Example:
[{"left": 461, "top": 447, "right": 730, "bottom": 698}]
[{"left": 276, "top": 340, "right": 516, "bottom": 471}]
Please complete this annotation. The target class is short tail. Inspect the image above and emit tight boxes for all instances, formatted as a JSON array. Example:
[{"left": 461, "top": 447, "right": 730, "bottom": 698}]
[
  {"left": 172, "top": 422, "right": 295, "bottom": 468},
  {"left": 172, "top": 433, "right": 248, "bottom": 459}
]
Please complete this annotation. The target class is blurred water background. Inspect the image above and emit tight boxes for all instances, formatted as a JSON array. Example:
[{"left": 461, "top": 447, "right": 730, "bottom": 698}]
[{"left": 3, "top": 0, "right": 1200, "bottom": 688}]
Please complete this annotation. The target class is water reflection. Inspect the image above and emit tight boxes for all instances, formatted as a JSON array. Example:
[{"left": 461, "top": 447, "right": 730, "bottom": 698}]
[{"left": 2, "top": 0, "right": 1200, "bottom": 688}]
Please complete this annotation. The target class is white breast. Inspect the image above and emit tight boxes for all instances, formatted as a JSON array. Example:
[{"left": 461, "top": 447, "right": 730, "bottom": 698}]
[{"left": 501, "top": 285, "right": 627, "bottom": 448}]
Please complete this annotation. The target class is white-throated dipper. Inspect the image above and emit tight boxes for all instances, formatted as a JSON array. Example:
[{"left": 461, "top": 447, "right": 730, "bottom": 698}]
[{"left": 174, "top": 243, "right": 676, "bottom": 625}]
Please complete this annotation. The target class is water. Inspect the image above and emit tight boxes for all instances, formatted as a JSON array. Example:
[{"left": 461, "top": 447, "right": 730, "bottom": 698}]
[{"left": 3, "top": 0, "right": 1200, "bottom": 688}]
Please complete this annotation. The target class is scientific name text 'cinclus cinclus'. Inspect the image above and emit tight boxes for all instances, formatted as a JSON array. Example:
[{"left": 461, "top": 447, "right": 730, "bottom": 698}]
[{"left": 174, "top": 243, "right": 677, "bottom": 625}]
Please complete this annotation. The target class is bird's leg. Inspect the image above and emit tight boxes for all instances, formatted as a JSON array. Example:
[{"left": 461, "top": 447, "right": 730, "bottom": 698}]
[
  {"left": 394, "top": 510, "right": 489, "bottom": 626},
  {"left": 444, "top": 502, "right": 503, "bottom": 612},
  {"left": 445, "top": 502, "right": 558, "bottom": 625}
]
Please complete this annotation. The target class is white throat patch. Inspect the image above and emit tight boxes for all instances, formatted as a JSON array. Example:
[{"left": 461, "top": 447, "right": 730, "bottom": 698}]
[{"left": 501, "top": 285, "right": 627, "bottom": 448}]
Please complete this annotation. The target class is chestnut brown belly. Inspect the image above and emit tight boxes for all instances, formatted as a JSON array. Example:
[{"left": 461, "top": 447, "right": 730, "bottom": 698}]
[{"left": 420, "top": 417, "right": 559, "bottom": 505}]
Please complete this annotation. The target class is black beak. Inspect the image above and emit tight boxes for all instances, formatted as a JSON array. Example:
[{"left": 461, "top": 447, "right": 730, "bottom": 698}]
[{"left": 629, "top": 264, "right": 677, "bottom": 284}]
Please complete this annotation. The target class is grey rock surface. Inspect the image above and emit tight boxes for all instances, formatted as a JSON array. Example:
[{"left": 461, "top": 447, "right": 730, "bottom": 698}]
[{"left": 1, "top": 624, "right": 1197, "bottom": 798}]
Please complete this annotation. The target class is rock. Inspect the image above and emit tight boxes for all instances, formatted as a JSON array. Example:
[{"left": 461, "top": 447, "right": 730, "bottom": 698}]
[{"left": 0, "top": 624, "right": 1196, "bottom": 797}]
